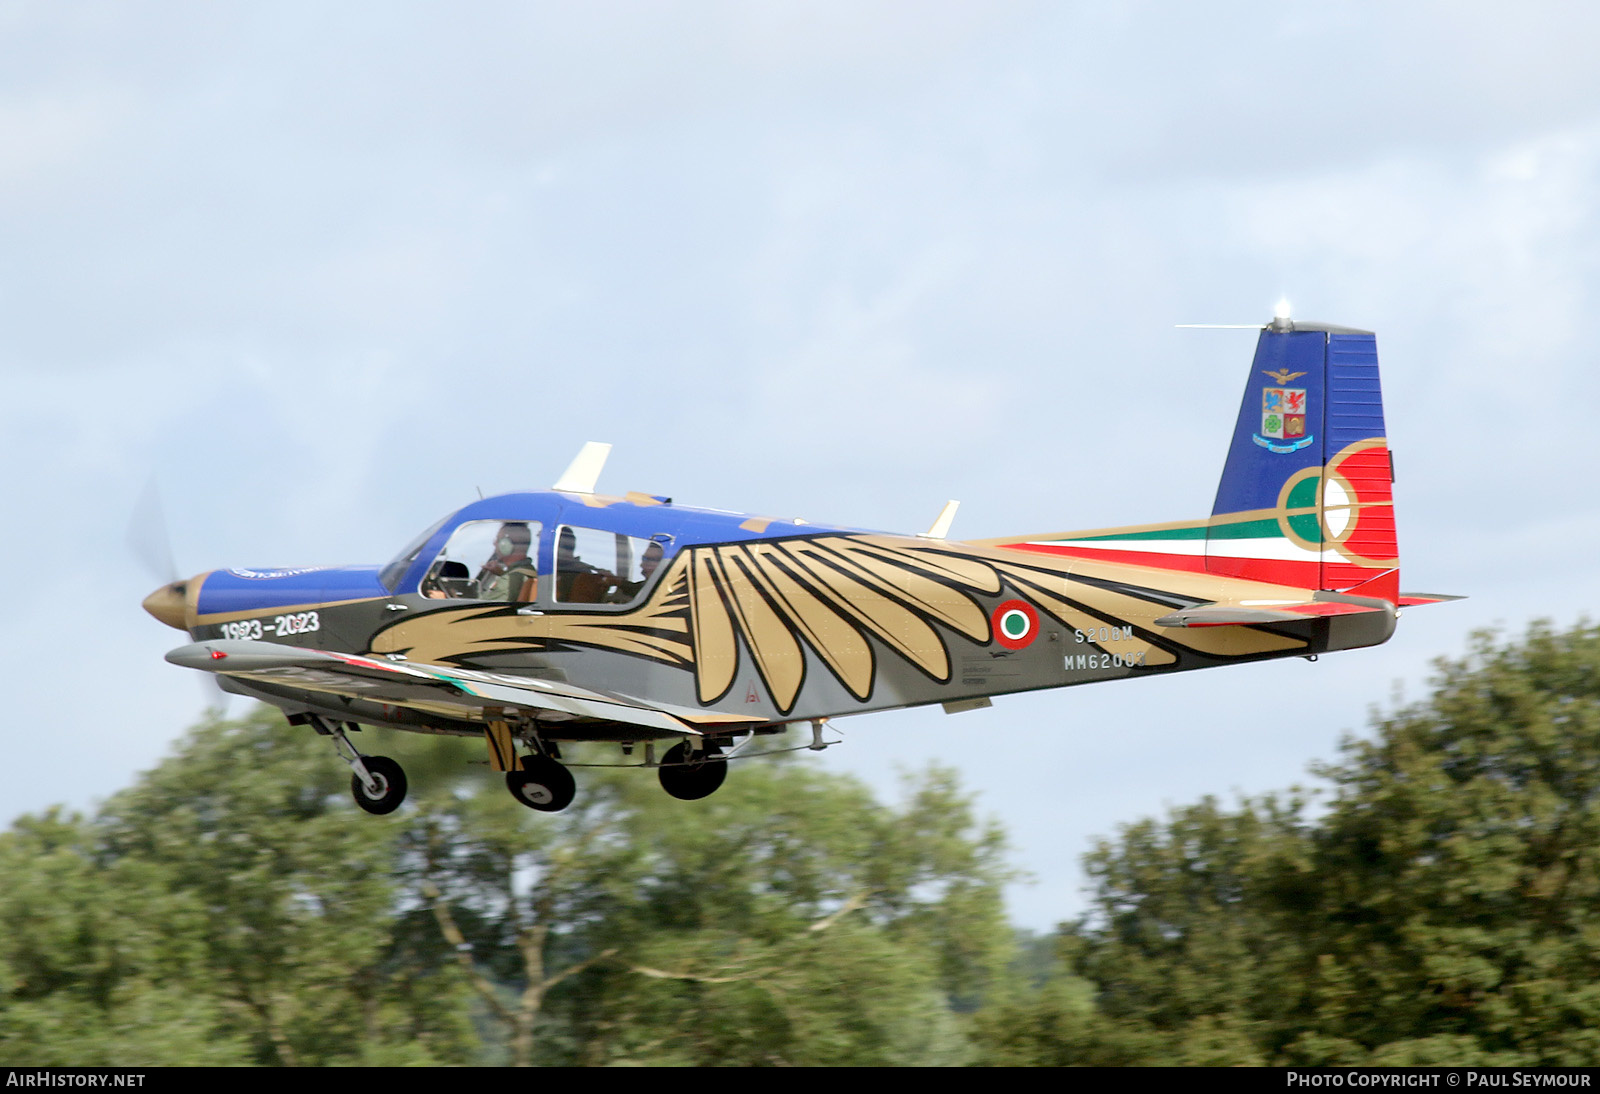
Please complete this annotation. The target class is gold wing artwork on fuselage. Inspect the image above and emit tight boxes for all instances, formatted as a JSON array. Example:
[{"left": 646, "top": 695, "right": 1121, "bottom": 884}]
[
  {"left": 369, "top": 533, "right": 1310, "bottom": 718},
  {"left": 683, "top": 537, "right": 1001, "bottom": 707}
]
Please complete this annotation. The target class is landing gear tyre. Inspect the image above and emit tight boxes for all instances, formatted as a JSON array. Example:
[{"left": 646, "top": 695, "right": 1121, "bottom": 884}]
[
  {"left": 351, "top": 755, "right": 407, "bottom": 815},
  {"left": 658, "top": 742, "right": 727, "bottom": 801},
  {"left": 507, "top": 754, "right": 576, "bottom": 812}
]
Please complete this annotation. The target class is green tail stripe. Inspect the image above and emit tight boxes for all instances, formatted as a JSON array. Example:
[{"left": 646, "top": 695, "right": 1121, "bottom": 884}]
[
  {"left": 1073, "top": 526, "right": 1206, "bottom": 543},
  {"left": 1072, "top": 516, "right": 1282, "bottom": 543},
  {"left": 1205, "top": 517, "right": 1284, "bottom": 541}
]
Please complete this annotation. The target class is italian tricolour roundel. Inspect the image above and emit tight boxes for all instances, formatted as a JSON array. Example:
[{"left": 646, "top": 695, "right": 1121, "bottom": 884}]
[{"left": 992, "top": 600, "right": 1040, "bottom": 650}]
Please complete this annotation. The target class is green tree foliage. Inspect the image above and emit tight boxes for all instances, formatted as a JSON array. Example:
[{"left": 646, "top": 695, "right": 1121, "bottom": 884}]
[
  {"left": 0, "top": 711, "right": 1013, "bottom": 1066},
  {"left": 407, "top": 754, "right": 1013, "bottom": 1066},
  {"left": 0, "top": 709, "right": 474, "bottom": 1065},
  {"left": 975, "top": 621, "right": 1600, "bottom": 1066}
]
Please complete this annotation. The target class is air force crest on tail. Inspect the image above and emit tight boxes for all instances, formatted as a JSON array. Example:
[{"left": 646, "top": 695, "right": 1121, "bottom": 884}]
[{"left": 1254, "top": 386, "right": 1312, "bottom": 453}]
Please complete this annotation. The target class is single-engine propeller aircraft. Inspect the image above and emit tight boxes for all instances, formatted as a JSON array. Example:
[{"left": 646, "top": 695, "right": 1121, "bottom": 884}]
[{"left": 144, "top": 314, "right": 1457, "bottom": 815}]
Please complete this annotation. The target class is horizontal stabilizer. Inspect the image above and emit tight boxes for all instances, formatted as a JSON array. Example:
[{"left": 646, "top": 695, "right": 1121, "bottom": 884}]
[{"left": 1155, "top": 593, "right": 1394, "bottom": 628}]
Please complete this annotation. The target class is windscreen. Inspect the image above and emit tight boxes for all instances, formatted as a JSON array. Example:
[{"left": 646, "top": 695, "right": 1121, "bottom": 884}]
[{"left": 378, "top": 515, "right": 451, "bottom": 592}]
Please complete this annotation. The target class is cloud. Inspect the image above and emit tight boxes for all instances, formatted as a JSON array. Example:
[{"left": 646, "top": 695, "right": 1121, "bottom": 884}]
[{"left": 4, "top": 1, "right": 1600, "bottom": 929}]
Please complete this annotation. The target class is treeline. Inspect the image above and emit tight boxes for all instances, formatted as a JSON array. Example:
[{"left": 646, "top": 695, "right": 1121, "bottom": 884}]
[
  {"left": 3, "top": 621, "right": 1599, "bottom": 1065},
  {"left": 982, "top": 621, "right": 1600, "bottom": 1066},
  {"left": 0, "top": 714, "right": 1012, "bottom": 1065}
]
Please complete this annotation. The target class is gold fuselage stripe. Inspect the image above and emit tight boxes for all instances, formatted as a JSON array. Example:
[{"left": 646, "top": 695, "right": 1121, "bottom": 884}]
[{"left": 193, "top": 596, "right": 387, "bottom": 626}]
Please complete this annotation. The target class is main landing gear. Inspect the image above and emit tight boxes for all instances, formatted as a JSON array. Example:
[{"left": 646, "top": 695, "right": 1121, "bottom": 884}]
[
  {"left": 658, "top": 741, "right": 727, "bottom": 801},
  {"left": 506, "top": 752, "right": 576, "bottom": 812}
]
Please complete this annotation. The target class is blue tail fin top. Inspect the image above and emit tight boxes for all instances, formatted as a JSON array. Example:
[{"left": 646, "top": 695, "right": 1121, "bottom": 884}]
[{"left": 1210, "top": 329, "right": 1328, "bottom": 518}]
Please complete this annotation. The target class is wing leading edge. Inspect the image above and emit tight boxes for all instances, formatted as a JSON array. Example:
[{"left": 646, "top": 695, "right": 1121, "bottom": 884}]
[{"left": 166, "top": 640, "right": 765, "bottom": 735}]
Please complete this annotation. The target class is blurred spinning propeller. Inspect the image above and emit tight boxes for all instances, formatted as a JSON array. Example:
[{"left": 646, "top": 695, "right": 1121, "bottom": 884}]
[{"left": 127, "top": 479, "right": 229, "bottom": 714}]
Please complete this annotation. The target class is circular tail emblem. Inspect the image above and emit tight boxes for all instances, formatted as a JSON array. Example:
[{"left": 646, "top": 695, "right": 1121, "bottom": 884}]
[{"left": 992, "top": 600, "right": 1040, "bottom": 650}]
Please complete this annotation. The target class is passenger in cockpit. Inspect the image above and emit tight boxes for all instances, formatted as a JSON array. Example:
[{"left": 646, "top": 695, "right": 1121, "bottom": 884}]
[
  {"left": 610, "top": 541, "right": 664, "bottom": 602},
  {"left": 555, "top": 527, "right": 617, "bottom": 602}
]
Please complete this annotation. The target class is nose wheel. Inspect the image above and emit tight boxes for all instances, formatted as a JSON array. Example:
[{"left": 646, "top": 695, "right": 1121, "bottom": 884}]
[
  {"left": 658, "top": 741, "right": 727, "bottom": 801},
  {"left": 350, "top": 755, "right": 408, "bottom": 815},
  {"left": 507, "top": 753, "right": 576, "bottom": 812}
]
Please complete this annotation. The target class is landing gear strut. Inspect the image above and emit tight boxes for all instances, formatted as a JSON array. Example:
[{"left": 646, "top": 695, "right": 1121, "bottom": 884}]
[
  {"left": 306, "top": 715, "right": 409, "bottom": 815},
  {"left": 658, "top": 740, "right": 727, "bottom": 801}
]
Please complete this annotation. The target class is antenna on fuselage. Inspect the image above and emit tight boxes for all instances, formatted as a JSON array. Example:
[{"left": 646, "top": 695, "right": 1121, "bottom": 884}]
[
  {"left": 552, "top": 441, "right": 613, "bottom": 494},
  {"left": 918, "top": 500, "right": 960, "bottom": 540}
]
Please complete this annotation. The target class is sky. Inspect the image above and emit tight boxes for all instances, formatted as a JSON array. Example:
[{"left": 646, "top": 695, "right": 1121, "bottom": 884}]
[{"left": 3, "top": 1, "right": 1599, "bottom": 930}]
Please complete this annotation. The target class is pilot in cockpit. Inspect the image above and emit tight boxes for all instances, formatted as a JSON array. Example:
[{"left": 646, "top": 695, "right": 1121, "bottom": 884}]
[{"left": 478, "top": 522, "right": 539, "bottom": 602}]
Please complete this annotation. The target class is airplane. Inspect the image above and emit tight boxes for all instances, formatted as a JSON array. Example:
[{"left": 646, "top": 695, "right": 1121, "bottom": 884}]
[{"left": 143, "top": 312, "right": 1457, "bottom": 816}]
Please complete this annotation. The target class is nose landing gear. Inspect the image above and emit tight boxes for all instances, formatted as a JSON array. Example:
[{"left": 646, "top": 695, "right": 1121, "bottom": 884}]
[
  {"left": 300, "top": 714, "right": 410, "bottom": 815},
  {"left": 350, "top": 755, "right": 408, "bottom": 815}
]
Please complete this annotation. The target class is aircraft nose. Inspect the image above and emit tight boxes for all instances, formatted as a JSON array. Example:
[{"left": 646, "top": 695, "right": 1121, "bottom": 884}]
[{"left": 142, "top": 579, "right": 191, "bottom": 630}]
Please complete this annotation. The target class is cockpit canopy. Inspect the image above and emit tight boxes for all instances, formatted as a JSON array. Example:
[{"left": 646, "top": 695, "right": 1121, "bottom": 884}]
[{"left": 381, "top": 500, "right": 671, "bottom": 608}]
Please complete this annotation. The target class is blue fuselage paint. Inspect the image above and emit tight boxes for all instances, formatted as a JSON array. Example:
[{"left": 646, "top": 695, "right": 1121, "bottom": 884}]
[
  {"left": 197, "top": 565, "right": 389, "bottom": 616},
  {"left": 194, "top": 492, "right": 875, "bottom": 618}
]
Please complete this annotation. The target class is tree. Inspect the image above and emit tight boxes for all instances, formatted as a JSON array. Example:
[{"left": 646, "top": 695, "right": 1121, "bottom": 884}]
[
  {"left": 974, "top": 621, "right": 1600, "bottom": 1066},
  {"left": 0, "top": 705, "right": 1017, "bottom": 1066},
  {"left": 405, "top": 753, "right": 1015, "bottom": 1066},
  {"left": 1295, "top": 620, "right": 1600, "bottom": 1064},
  {"left": 0, "top": 807, "right": 251, "bottom": 1065},
  {"left": 0, "top": 708, "right": 475, "bottom": 1066}
]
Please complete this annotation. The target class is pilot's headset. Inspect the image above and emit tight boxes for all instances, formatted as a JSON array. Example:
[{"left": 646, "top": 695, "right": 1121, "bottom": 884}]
[{"left": 497, "top": 523, "right": 532, "bottom": 556}]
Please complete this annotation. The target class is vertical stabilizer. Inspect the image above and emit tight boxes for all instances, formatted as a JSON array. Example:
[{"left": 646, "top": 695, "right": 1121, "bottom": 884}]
[
  {"left": 1207, "top": 323, "right": 1398, "bottom": 599},
  {"left": 977, "top": 317, "right": 1400, "bottom": 602}
]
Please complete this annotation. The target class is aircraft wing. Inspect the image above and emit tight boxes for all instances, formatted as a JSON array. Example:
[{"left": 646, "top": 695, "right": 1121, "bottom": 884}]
[{"left": 165, "top": 640, "right": 764, "bottom": 734}]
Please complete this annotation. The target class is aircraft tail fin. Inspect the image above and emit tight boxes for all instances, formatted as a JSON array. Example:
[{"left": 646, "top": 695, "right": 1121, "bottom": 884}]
[
  {"left": 980, "top": 318, "right": 1405, "bottom": 601},
  {"left": 1205, "top": 319, "right": 1398, "bottom": 598}
]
